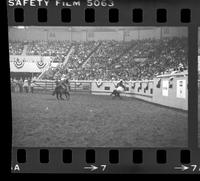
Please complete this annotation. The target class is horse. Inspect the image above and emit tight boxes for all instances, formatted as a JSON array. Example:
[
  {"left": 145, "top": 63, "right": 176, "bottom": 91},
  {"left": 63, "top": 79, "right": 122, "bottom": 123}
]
[
  {"left": 52, "top": 80, "right": 70, "bottom": 100},
  {"left": 110, "top": 81, "right": 126, "bottom": 99}
]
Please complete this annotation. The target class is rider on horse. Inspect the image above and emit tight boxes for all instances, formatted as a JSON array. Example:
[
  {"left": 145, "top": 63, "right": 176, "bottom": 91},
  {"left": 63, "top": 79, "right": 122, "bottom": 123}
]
[
  {"left": 116, "top": 80, "right": 126, "bottom": 91},
  {"left": 54, "top": 74, "right": 69, "bottom": 90},
  {"left": 52, "top": 73, "right": 70, "bottom": 100},
  {"left": 61, "top": 78, "right": 70, "bottom": 91},
  {"left": 111, "top": 79, "right": 126, "bottom": 97}
]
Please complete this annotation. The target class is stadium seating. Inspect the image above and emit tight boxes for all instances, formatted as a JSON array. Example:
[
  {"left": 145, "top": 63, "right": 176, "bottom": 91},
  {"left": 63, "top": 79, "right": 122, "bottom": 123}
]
[
  {"left": 9, "top": 41, "right": 25, "bottom": 55},
  {"left": 9, "top": 37, "right": 188, "bottom": 80}
]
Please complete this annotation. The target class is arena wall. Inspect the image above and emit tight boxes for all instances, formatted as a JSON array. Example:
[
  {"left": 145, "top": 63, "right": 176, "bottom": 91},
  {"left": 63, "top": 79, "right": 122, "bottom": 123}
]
[
  {"left": 33, "top": 73, "right": 188, "bottom": 111},
  {"left": 9, "top": 28, "right": 47, "bottom": 41},
  {"left": 90, "top": 74, "right": 188, "bottom": 111},
  {"left": 91, "top": 80, "right": 154, "bottom": 102},
  {"left": 9, "top": 27, "right": 188, "bottom": 42},
  {"left": 153, "top": 73, "right": 188, "bottom": 110},
  {"left": 92, "top": 31, "right": 124, "bottom": 41}
]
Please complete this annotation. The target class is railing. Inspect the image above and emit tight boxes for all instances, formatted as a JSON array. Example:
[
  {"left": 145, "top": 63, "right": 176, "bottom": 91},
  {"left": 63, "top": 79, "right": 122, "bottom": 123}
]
[
  {"left": 33, "top": 78, "right": 187, "bottom": 110},
  {"left": 33, "top": 79, "right": 154, "bottom": 94},
  {"left": 33, "top": 79, "right": 92, "bottom": 93},
  {"left": 33, "top": 80, "right": 56, "bottom": 93}
]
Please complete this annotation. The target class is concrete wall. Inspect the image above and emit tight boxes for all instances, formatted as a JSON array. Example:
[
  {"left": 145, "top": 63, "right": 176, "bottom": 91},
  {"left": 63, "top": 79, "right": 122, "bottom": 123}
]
[
  {"left": 91, "top": 74, "right": 188, "bottom": 110},
  {"left": 9, "top": 28, "right": 47, "bottom": 41},
  {"left": 161, "top": 27, "right": 188, "bottom": 38},
  {"left": 34, "top": 74, "right": 188, "bottom": 110},
  {"left": 153, "top": 75, "right": 188, "bottom": 110},
  {"left": 92, "top": 31, "right": 124, "bottom": 41},
  {"left": 9, "top": 27, "right": 187, "bottom": 42},
  {"left": 91, "top": 80, "right": 154, "bottom": 102}
]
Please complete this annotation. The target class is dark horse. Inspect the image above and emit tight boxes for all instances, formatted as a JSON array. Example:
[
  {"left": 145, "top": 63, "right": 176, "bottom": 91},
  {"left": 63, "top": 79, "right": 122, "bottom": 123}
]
[{"left": 52, "top": 80, "right": 70, "bottom": 100}]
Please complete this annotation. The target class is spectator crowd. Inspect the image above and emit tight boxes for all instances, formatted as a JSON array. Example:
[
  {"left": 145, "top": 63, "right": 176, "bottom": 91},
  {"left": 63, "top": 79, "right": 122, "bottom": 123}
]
[
  {"left": 9, "top": 41, "right": 25, "bottom": 55},
  {"left": 9, "top": 37, "right": 188, "bottom": 81}
]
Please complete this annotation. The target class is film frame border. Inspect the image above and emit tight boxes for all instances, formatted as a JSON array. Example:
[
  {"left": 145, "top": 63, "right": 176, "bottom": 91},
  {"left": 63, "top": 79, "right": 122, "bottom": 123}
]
[
  {"left": 6, "top": 0, "right": 200, "bottom": 174},
  {"left": 12, "top": 148, "right": 200, "bottom": 173}
]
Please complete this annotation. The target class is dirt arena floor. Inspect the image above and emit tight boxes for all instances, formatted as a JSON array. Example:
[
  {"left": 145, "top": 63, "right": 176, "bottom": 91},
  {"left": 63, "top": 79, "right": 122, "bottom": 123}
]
[{"left": 11, "top": 92, "right": 188, "bottom": 147}]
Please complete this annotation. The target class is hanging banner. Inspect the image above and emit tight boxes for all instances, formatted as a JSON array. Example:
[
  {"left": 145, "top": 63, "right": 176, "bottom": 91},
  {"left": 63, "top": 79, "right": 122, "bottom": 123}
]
[
  {"left": 162, "top": 80, "right": 169, "bottom": 96},
  {"left": 10, "top": 55, "right": 52, "bottom": 63},
  {"left": 36, "top": 58, "right": 47, "bottom": 69},
  {"left": 95, "top": 79, "right": 103, "bottom": 88},
  {"left": 13, "top": 58, "right": 25, "bottom": 69},
  {"left": 176, "top": 80, "right": 186, "bottom": 98}
]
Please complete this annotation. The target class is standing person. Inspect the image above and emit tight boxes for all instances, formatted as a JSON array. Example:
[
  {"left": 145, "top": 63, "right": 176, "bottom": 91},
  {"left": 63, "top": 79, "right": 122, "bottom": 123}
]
[
  {"left": 30, "top": 80, "right": 35, "bottom": 93},
  {"left": 15, "top": 79, "right": 19, "bottom": 92},
  {"left": 13, "top": 79, "right": 16, "bottom": 92},
  {"left": 23, "top": 78, "right": 29, "bottom": 93},
  {"left": 28, "top": 77, "right": 31, "bottom": 93},
  {"left": 14, "top": 78, "right": 19, "bottom": 92},
  {"left": 19, "top": 77, "right": 23, "bottom": 93}
]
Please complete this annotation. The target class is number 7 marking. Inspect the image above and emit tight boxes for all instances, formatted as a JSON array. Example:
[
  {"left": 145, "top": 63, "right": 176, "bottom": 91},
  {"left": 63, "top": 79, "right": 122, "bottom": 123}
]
[
  {"left": 191, "top": 165, "right": 197, "bottom": 171},
  {"left": 101, "top": 165, "right": 106, "bottom": 171}
]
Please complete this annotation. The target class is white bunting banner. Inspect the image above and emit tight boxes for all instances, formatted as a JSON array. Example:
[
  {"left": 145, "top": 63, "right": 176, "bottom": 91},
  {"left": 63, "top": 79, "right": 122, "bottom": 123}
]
[{"left": 176, "top": 80, "right": 186, "bottom": 98}]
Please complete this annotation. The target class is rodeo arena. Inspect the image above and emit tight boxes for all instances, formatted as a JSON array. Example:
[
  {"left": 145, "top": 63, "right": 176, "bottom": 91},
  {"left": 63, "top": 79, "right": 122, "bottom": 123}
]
[{"left": 10, "top": 26, "right": 188, "bottom": 147}]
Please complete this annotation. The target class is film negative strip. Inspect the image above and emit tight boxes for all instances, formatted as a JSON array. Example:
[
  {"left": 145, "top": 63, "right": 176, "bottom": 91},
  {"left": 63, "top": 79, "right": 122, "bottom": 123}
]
[{"left": 5, "top": 0, "right": 200, "bottom": 174}]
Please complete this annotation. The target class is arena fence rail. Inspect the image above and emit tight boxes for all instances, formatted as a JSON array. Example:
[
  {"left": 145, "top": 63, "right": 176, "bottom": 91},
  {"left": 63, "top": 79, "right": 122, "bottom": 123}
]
[{"left": 33, "top": 71, "right": 188, "bottom": 110}]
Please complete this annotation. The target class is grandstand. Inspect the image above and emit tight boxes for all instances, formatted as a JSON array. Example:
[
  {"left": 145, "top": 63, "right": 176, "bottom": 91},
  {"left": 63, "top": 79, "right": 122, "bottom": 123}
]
[{"left": 9, "top": 26, "right": 188, "bottom": 81}]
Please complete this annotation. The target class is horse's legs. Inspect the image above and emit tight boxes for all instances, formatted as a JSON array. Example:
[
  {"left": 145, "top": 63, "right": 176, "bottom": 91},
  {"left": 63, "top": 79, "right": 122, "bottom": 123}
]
[
  {"left": 118, "top": 92, "right": 122, "bottom": 99},
  {"left": 110, "top": 91, "right": 113, "bottom": 96},
  {"left": 111, "top": 90, "right": 117, "bottom": 99},
  {"left": 63, "top": 90, "right": 70, "bottom": 100},
  {"left": 110, "top": 90, "right": 116, "bottom": 97},
  {"left": 67, "top": 90, "right": 70, "bottom": 97},
  {"left": 64, "top": 92, "right": 68, "bottom": 100},
  {"left": 60, "top": 92, "right": 64, "bottom": 100},
  {"left": 113, "top": 91, "right": 120, "bottom": 99},
  {"left": 56, "top": 92, "right": 59, "bottom": 100},
  {"left": 67, "top": 91, "right": 70, "bottom": 100},
  {"left": 65, "top": 91, "right": 68, "bottom": 100}
]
